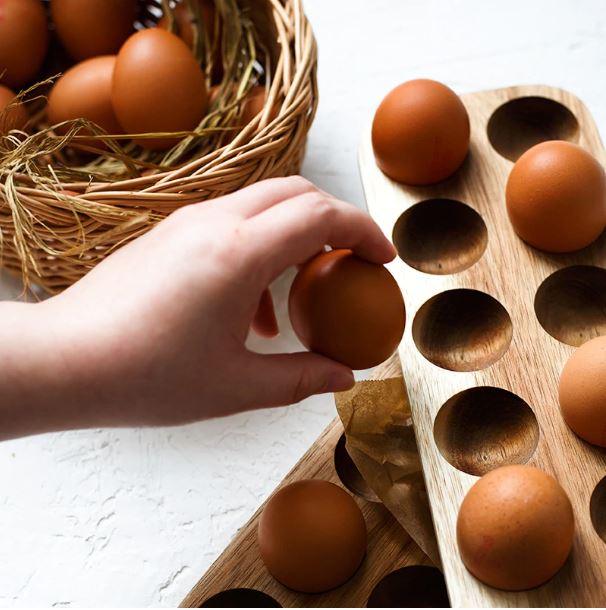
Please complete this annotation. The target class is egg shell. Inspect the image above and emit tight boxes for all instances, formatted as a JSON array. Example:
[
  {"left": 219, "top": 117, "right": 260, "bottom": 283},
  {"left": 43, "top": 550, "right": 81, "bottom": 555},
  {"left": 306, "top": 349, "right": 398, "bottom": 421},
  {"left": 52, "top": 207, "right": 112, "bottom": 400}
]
[
  {"left": 371, "top": 79, "right": 470, "bottom": 185},
  {"left": 0, "top": 0, "right": 49, "bottom": 89},
  {"left": 158, "top": 0, "right": 216, "bottom": 50},
  {"left": 47, "top": 56, "right": 122, "bottom": 142},
  {"left": 112, "top": 28, "right": 208, "bottom": 151},
  {"left": 457, "top": 465, "right": 574, "bottom": 591},
  {"left": 0, "top": 84, "right": 28, "bottom": 133},
  {"left": 288, "top": 249, "right": 405, "bottom": 370},
  {"left": 559, "top": 335, "right": 606, "bottom": 447},
  {"left": 51, "top": 0, "right": 137, "bottom": 61},
  {"left": 506, "top": 140, "right": 606, "bottom": 253},
  {"left": 158, "top": 1, "right": 223, "bottom": 82},
  {"left": 258, "top": 480, "right": 367, "bottom": 593},
  {"left": 240, "top": 85, "right": 278, "bottom": 127}
]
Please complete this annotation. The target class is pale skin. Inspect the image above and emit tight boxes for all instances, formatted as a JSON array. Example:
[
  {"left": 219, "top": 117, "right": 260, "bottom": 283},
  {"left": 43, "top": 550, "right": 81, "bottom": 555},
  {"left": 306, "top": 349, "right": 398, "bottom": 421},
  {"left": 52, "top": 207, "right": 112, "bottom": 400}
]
[{"left": 0, "top": 176, "right": 396, "bottom": 441}]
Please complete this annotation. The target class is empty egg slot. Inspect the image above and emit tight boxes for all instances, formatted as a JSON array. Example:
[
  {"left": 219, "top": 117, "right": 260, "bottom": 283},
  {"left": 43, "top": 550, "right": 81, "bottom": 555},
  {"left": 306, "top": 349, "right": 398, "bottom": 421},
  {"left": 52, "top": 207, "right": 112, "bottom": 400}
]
[
  {"left": 412, "top": 289, "right": 513, "bottom": 372},
  {"left": 590, "top": 476, "right": 606, "bottom": 544},
  {"left": 334, "top": 433, "right": 380, "bottom": 503},
  {"left": 392, "top": 199, "right": 488, "bottom": 275},
  {"left": 367, "top": 565, "right": 450, "bottom": 608},
  {"left": 487, "top": 96, "right": 579, "bottom": 162},
  {"left": 199, "top": 588, "right": 281, "bottom": 607},
  {"left": 433, "top": 386, "right": 539, "bottom": 476},
  {"left": 534, "top": 265, "right": 606, "bottom": 347}
]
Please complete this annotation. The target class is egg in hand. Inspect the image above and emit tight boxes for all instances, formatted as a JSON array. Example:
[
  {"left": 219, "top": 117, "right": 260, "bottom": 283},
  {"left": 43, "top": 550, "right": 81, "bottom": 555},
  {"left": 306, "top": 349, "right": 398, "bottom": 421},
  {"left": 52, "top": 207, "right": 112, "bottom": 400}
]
[{"left": 289, "top": 249, "right": 405, "bottom": 370}]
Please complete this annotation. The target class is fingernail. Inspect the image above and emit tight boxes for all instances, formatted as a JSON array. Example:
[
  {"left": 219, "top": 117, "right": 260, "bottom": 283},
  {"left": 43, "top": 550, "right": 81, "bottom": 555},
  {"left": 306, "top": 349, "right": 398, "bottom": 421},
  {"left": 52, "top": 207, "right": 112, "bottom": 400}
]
[
  {"left": 382, "top": 240, "right": 397, "bottom": 261},
  {"left": 327, "top": 369, "right": 355, "bottom": 392}
]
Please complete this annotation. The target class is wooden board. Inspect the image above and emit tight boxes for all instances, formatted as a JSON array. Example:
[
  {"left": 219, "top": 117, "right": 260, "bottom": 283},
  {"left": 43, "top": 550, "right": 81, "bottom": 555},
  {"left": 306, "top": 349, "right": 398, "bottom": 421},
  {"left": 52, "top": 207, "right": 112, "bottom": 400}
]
[
  {"left": 180, "top": 358, "right": 434, "bottom": 608},
  {"left": 358, "top": 85, "right": 606, "bottom": 607}
]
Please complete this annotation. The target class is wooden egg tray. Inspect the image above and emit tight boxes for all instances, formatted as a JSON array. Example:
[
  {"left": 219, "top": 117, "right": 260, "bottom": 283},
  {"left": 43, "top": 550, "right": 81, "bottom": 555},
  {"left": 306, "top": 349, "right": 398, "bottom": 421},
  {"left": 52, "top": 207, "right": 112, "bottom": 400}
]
[
  {"left": 358, "top": 84, "right": 606, "bottom": 607},
  {"left": 180, "top": 357, "right": 445, "bottom": 608}
]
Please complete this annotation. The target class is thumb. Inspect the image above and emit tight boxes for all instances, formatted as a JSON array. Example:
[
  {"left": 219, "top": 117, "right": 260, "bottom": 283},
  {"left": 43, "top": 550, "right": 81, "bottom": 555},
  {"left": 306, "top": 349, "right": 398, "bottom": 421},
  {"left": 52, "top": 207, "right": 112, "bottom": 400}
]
[{"left": 241, "top": 351, "right": 355, "bottom": 409}]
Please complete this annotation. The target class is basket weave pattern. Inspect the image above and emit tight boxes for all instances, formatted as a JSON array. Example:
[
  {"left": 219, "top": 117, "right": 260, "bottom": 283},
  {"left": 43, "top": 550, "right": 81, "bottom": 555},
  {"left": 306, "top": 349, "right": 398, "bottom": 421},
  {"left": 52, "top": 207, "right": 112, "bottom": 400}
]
[{"left": 0, "top": 0, "right": 318, "bottom": 293}]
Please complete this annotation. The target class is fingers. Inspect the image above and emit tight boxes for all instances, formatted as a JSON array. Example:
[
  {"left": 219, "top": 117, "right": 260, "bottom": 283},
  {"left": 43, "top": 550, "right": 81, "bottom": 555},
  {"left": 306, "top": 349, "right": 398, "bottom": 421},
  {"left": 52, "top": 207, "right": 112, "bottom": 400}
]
[
  {"left": 241, "top": 352, "right": 355, "bottom": 409},
  {"left": 213, "top": 175, "right": 319, "bottom": 218},
  {"left": 251, "top": 288, "right": 279, "bottom": 338},
  {"left": 246, "top": 191, "right": 396, "bottom": 284}
]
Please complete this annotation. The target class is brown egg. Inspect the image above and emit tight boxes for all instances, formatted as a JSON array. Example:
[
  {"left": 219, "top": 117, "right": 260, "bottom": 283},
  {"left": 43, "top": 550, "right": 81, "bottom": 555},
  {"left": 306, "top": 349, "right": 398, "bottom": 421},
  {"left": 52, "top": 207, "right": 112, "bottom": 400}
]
[
  {"left": 457, "top": 465, "right": 574, "bottom": 591},
  {"left": 506, "top": 141, "right": 606, "bottom": 252},
  {"left": 158, "top": 0, "right": 222, "bottom": 82},
  {"left": 288, "top": 249, "right": 405, "bottom": 370},
  {"left": 240, "top": 85, "right": 278, "bottom": 127},
  {"left": 158, "top": 0, "right": 216, "bottom": 50},
  {"left": 0, "top": 0, "right": 48, "bottom": 89},
  {"left": 47, "top": 56, "right": 121, "bottom": 150},
  {"left": 51, "top": 0, "right": 137, "bottom": 61},
  {"left": 112, "top": 28, "right": 208, "bottom": 151},
  {"left": 372, "top": 79, "right": 470, "bottom": 185},
  {"left": 0, "top": 85, "right": 28, "bottom": 134},
  {"left": 559, "top": 335, "right": 606, "bottom": 447},
  {"left": 258, "top": 480, "right": 367, "bottom": 593}
]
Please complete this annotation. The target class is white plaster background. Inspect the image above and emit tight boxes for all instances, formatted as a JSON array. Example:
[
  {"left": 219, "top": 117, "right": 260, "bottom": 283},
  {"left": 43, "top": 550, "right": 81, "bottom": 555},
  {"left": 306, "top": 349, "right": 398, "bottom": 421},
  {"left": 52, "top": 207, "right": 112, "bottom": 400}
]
[{"left": 1, "top": 0, "right": 605, "bottom": 606}]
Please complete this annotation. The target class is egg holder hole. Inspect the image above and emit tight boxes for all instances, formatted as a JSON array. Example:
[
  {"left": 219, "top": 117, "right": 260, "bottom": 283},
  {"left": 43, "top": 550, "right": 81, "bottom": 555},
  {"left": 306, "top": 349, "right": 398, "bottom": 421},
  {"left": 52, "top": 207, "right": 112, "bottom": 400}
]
[
  {"left": 411, "top": 289, "right": 513, "bottom": 372},
  {"left": 590, "top": 476, "right": 606, "bottom": 544},
  {"left": 199, "top": 588, "right": 281, "bottom": 608},
  {"left": 392, "top": 199, "right": 488, "bottom": 275},
  {"left": 366, "top": 565, "right": 450, "bottom": 608},
  {"left": 433, "top": 387, "right": 540, "bottom": 477},
  {"left": 487, "top": 96, "right": 580, "bottom": 162},
  {"left": 334, "top": 434, "right": 381, "bottom": 503},
  {"left": 534, "top": 265, "right": 606, "bottom": 347}
]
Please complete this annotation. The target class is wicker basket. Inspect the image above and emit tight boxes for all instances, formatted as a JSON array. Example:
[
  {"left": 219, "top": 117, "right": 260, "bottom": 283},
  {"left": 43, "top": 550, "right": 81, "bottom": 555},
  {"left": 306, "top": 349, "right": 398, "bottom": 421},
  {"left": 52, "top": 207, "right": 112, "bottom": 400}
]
[{"left": 0, "top": 0, "right": 318, "bottom": 293}]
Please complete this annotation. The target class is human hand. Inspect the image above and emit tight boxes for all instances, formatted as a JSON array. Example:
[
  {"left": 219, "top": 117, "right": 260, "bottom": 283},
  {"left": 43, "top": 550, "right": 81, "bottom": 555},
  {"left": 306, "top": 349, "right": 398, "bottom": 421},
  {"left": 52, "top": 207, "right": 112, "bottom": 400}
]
[{"left": 1, "top": 176, "right": 395, "bottom": 437}]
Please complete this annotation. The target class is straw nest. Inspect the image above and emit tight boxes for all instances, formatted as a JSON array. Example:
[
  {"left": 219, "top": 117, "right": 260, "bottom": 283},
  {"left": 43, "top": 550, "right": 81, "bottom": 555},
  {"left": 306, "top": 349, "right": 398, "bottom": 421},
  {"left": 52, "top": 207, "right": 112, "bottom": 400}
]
[{"left": 0, "top": 0, "right": 318, "bottom": 293}]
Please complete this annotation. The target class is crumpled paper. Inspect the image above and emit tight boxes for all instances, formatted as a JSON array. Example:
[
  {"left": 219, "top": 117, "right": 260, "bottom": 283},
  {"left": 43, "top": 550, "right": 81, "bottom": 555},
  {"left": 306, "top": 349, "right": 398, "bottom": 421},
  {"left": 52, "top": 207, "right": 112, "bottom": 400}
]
[{"left": 334, "top": 361, "right": 441, "bottom": 566}]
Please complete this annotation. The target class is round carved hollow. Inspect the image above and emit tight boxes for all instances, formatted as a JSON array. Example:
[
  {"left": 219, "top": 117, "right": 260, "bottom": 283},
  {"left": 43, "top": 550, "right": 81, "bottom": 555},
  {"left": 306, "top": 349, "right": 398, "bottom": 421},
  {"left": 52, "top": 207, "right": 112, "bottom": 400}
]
[
  {"left": 534, "top": 266, "right": 606, "bottom": 347},
  {"left": 334, "top": 434, "right": 380, "bottom": 502},
  {"left": 200, "top": 588, "right": 281, "bottom": 608},
  {"left": 433, "top": 387, "right": 540, "bottom": 476},
  {"left": 367, "top": 566, "right": 450, "bottom": 608},
  {"left": 487, "top": 96, "right": 579, "bottom": 161},
  {"left": 392, "top": 199, "right": 488, "bottom": 275},
  {"left": 590, "top": 476, "right": 606, "bottom": 544},
  {"left": 412, "top": 289, "right": 513, "bottom": 372}
]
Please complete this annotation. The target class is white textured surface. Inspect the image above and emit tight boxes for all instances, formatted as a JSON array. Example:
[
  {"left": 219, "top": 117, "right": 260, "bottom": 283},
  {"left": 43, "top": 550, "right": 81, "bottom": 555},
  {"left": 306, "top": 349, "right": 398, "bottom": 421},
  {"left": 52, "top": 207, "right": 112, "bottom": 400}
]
[{"left": 2, "top": 1, "right": 606, "bottom": 606}]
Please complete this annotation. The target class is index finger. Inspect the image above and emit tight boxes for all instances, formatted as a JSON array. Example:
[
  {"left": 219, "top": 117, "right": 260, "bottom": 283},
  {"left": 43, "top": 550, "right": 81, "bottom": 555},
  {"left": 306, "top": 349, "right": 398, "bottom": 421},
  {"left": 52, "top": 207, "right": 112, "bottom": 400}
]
[
  {"left": 209, "top": 175, "right": 319, "bottom": 218},
  {"left": 244, "top": 191, "right": 396, "bottom": 285}
]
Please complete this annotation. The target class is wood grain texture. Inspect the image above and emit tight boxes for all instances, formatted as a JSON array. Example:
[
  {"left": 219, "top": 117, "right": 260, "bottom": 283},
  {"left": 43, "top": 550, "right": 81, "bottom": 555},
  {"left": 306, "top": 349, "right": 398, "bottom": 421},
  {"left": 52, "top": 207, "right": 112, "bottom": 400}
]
[
  {"left": 180, "top": 357, "right": 431, "bottom": 608},
  {"left": 359, "top": 85, "right": 606, "bottom": 607}
]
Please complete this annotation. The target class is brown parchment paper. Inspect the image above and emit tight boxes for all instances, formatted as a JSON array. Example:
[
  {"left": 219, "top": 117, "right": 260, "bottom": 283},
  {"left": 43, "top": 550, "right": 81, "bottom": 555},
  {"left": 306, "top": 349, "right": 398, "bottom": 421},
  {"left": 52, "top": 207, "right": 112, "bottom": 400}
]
[{"left": 335, "top": 374, "right": 441, "bottom": 566}]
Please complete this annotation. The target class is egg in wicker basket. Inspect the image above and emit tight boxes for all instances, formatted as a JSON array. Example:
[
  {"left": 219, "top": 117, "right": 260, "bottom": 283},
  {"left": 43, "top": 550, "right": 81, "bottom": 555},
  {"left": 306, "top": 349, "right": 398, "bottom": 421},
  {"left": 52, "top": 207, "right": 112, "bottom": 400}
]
[{"left": 0, "top": 0, "right": 318, "bottom": 293}]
